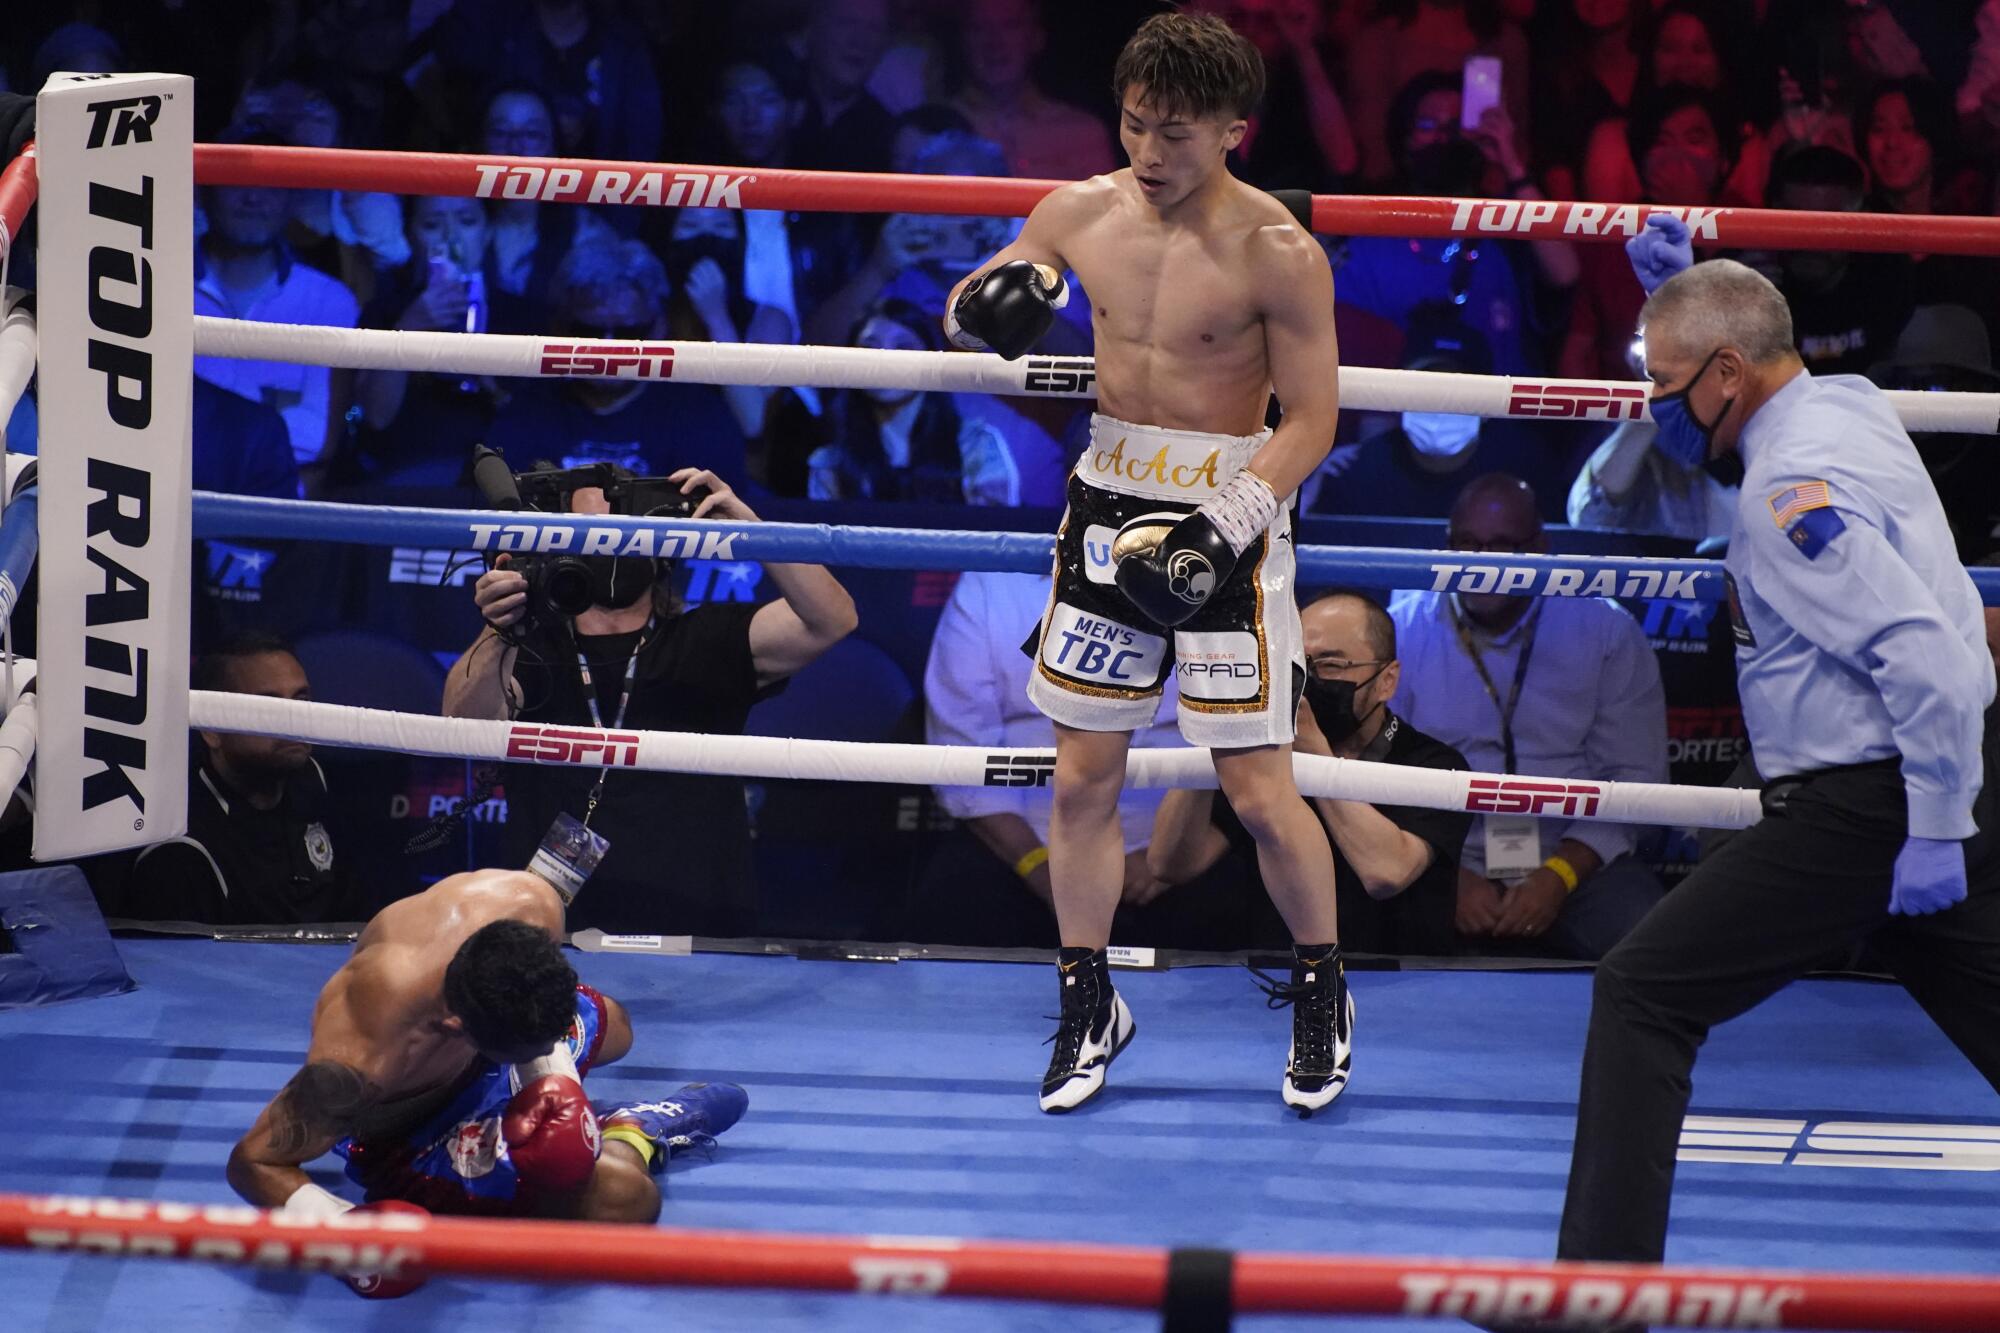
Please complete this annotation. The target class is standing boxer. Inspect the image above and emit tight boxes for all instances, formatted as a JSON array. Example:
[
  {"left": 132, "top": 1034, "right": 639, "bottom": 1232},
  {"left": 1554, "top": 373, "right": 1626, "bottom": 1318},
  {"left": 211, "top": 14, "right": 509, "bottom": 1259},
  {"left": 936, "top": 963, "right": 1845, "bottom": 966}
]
[{"left": 945, "top": 12, "right": 1344, "bottom": 1114}]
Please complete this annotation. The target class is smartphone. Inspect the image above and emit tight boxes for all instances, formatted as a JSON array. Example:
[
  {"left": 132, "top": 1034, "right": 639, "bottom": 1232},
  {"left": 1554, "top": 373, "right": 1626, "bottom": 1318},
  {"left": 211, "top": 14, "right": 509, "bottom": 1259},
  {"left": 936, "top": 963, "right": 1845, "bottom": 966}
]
[{"left": 1461, "top": 55, "right": 1503, "bottom": 131}]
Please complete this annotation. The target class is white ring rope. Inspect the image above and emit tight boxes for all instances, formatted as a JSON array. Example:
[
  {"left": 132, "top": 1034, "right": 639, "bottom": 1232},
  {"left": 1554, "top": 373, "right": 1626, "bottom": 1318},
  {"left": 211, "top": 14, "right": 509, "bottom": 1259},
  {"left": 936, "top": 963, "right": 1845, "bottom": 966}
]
[
  {"left": 0, "top": 290, "right": 35, "bottom": 445},
  {"left": 0, "top": 690, "right": 38, "bottom": 817},
  {"left": 192, "top": 316, "right": 2000, "bottom": 435},
  {"left": 192, "top": 691, "right": 1762, "bottom": 831}
]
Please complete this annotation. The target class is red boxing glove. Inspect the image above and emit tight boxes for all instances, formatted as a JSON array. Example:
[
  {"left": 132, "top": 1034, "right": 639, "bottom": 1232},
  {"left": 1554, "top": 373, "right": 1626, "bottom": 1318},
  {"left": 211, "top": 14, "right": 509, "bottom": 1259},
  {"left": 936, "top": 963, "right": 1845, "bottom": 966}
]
[
  {"left": 503, "top": 1073, "right": 601, "bottom": 1191},
  {"left": 343, "top": 1200, "right": 430, "bottom": 1300}
]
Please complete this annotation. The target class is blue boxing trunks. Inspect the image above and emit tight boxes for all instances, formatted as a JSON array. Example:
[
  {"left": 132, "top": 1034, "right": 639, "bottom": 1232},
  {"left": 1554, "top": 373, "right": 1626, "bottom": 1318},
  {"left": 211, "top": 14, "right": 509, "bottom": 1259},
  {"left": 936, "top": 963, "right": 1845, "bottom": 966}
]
[{"left": 333, "top": 983, "right": 608, "bottom": 1215}]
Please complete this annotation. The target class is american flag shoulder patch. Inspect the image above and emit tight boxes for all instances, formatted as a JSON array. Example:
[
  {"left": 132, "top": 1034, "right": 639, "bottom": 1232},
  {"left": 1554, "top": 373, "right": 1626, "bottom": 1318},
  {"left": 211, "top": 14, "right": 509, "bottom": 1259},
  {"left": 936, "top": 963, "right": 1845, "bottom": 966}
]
[{"left": 1769, "top": 480, "right": 1832, "bottom": 529}]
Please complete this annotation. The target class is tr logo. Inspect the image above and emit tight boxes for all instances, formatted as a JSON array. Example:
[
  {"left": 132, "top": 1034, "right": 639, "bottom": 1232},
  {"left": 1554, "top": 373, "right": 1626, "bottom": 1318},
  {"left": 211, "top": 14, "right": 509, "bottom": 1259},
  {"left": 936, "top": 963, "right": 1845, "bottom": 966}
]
[{"left": 84, "top": 96, "right": 162, "bottom": 150}]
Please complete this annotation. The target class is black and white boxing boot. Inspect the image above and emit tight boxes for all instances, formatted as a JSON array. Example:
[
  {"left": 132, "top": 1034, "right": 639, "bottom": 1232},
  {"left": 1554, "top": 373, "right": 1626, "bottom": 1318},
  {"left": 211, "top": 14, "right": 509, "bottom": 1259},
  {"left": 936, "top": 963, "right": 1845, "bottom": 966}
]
[
  {"left": 1039, "top": 946, "right": 1135, "bottom": 1113},
  {"left": 1253, "top": 942, "right": 1353, "bottom": 1117}
]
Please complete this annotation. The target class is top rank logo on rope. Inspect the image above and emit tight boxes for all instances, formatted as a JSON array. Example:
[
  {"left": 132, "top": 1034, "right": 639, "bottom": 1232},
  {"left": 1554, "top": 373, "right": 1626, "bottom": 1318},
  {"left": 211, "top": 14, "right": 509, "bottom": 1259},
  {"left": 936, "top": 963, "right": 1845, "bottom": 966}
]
[{"left": 473, "top": 165, "right": 754, "bottom": 208}]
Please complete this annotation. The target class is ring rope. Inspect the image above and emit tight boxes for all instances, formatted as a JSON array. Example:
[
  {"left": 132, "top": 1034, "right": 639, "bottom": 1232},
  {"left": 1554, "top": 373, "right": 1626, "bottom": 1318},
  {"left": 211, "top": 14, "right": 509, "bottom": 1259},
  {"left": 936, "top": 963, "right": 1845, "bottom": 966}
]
[
  {"left": 188, "top": 493, "right": 2000, "bottom": 606},
  {"left": 0, "top": 292, "right": 33, "bottom": 441},
  {"left": 192, "top": 317, "right": 2000, "bottom": 435},
  {"left": 190, "top": 689, "right": 1761, "bottom": 830},
  {"left": 0, "top": 142, "right": 35, "bottom": 266},
  {"left": 7, "top": 1189, "right": 2000, "bottom": 1329},
  {"left": 188, "top": 143, "right": 2000, "bottom": 257}
]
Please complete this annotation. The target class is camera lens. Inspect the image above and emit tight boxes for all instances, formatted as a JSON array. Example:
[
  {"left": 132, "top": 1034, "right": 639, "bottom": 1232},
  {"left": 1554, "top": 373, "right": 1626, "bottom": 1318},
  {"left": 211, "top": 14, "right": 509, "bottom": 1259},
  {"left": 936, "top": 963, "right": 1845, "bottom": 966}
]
[{"left": 543, "top": 558, "right": 596, "bottom": 616}]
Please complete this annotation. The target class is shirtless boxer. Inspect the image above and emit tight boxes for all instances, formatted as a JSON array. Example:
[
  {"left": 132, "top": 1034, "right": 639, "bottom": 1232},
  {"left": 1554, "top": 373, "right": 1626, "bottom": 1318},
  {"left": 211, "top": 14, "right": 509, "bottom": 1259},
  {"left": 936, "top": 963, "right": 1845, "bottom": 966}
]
[
  {"left": 228, "top": 868, "right": 744, "bottom": 1295},
  {"left": 945, "top": 12, "right": 1345, "bottom": 1114}
]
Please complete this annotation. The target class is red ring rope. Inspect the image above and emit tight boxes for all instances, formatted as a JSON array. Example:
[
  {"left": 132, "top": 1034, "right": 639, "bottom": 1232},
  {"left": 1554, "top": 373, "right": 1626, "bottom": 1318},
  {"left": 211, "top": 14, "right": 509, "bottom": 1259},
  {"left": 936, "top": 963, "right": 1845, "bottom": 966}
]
[
  {"left": 192, "top": 143, "right": 2000, "bottom": 256},
  {"left": 0, "top": 142, "right": 37, "bottom": 259},
  {"left": 5, "top": 1191, "right": 1996, "bottom": 1328}
]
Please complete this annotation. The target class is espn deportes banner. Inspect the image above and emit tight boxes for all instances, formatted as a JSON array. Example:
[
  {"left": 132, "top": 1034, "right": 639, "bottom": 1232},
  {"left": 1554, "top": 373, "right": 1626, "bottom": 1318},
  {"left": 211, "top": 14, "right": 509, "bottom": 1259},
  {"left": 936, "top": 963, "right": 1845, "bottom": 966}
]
[{"left": 34, "top": 73, "right": 193, "bottom": 859}]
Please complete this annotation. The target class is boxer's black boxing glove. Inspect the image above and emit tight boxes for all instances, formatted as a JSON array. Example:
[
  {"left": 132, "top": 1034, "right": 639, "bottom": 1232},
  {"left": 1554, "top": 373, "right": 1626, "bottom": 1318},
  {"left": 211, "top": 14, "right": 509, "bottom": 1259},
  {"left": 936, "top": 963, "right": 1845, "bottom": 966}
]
[
  {"left": 1112, "top": 469, "right": 1280, "bottom": 626},
  {"left": 1112, "top": 511, "right": 1237, "bottom": 627},
  {"left": 946, "top": 259, "right": 1067, "bottom": 359}
]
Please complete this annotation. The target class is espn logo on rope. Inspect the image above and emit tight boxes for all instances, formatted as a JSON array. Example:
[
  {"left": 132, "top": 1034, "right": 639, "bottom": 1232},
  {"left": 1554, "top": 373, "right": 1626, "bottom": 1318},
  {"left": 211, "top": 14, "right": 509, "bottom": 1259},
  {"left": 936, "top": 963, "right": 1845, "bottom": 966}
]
[
  {"left": 1022, "top": 357, "right": 1095, "bottom": 395},
  {"left": 1507, "top": 382, "right": 1648, "bottom": 422},
  {"left": 539, "top": 342, "right": 675, "bottom": 379},
  {"left": 1465, "top": 778, "right": 1604, "bottom": 819},
  {"left": 983, "top": 754, "right": 1056, "bottom": 787},
  {"left": 83, "top": 96, "right": 161, "bottom": 149},
  {"left": 473, "top": 164, "right": 753, "bottom": 209},
  {"left": 505, "top": 725, "right": 641, "bottom": 767}
]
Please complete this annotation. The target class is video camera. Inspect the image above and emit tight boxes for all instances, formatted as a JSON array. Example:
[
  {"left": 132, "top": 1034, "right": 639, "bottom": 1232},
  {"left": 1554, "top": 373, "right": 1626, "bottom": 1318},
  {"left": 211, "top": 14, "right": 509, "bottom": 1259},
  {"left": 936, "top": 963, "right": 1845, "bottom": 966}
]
[{"left": 470, "top": 446, "right": 710, "bottom": 631}]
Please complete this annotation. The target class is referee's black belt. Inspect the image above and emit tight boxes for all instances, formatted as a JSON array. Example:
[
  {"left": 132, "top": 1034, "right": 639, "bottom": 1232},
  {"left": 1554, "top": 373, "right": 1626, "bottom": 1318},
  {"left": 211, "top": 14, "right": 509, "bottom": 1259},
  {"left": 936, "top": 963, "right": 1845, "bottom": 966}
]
[{"left": 1759, "top": 757, "right": 1902, "bottom": 816}]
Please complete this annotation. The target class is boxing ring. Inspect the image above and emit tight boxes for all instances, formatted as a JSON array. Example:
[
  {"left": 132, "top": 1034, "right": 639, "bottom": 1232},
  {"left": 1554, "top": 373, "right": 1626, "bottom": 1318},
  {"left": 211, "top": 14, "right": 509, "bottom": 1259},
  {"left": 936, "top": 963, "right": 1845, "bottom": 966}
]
[{"left": 7, "top": 74, "right": 2000, "bottom": 1329}]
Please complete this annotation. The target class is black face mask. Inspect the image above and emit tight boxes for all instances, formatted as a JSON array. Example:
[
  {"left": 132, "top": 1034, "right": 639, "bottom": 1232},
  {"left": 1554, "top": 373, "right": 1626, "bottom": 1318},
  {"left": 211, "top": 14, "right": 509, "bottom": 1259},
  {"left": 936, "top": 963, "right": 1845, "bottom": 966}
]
[
  {"left": 585, "top": 554, "right": 657, "bottom": 609},
  {"left": 1305, "top": 666, "right": 1386, "bottom": 744},
  {"left": 1405, "top": 139, "right": 1486, "bottom": 196}
]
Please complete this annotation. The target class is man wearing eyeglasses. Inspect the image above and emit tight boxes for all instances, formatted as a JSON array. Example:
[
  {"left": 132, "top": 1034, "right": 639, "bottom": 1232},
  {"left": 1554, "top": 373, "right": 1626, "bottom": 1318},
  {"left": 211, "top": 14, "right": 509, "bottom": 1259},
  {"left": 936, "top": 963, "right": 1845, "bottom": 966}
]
[
  {"left": 1148, "top": 591, "right": 1472, "bottom": 957},
  {"left": 1389, "top": 473, "right": 1669, "bottom": 960}
]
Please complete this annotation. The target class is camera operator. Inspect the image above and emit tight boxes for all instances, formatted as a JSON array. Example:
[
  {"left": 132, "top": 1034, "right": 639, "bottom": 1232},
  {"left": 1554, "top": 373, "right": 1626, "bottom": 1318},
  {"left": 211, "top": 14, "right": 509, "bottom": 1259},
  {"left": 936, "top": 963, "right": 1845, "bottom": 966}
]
[{"left": 442, "top": 465, "right": 858, "bottom": 936}]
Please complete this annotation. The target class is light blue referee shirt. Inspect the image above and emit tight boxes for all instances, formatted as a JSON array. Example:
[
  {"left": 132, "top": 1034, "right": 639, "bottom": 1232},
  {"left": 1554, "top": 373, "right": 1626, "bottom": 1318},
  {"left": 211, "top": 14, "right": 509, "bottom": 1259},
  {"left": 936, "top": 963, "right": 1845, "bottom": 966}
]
[{"left": 1725, "top": 371, "right": 1996, "bottom": 839}]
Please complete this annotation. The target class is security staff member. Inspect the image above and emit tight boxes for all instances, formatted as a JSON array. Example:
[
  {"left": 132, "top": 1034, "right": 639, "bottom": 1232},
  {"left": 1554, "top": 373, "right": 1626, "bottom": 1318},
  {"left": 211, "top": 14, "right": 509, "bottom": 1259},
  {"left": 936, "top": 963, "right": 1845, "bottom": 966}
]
[{"left": 1553, "top": 256, "right": 2000, "bottom": 1275}]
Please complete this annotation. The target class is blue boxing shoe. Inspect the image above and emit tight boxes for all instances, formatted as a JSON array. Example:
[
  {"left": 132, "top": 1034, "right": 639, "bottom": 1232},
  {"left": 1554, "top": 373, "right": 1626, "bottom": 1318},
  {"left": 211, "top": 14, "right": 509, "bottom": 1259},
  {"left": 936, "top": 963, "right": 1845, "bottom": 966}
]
[{"left": 597, "top": 1084, "right": 748, "bottom": 1173}]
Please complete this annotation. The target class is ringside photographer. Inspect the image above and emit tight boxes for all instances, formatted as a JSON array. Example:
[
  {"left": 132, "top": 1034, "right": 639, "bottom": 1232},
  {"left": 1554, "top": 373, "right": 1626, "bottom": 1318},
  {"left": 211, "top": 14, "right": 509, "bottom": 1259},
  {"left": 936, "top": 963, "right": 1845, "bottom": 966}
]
[{"left": 442, "top": 452, "right": 858, "bottom": 935}]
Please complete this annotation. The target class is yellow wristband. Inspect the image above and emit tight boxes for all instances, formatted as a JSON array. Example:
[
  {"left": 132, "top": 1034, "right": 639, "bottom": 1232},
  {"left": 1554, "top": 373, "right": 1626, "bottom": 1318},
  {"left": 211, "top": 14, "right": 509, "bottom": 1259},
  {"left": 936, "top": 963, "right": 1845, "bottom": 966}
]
[
  {"left": 1014, "top": 846, "right": 1050, "bottom": 879},
  {"left": 1543, "top": 854, "right": 1581, "bottom": 894}
]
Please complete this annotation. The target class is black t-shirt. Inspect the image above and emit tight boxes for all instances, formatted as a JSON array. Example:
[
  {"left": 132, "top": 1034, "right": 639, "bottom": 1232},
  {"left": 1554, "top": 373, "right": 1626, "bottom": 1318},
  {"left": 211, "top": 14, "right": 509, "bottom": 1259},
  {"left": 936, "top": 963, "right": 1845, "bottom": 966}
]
[
  {"left": 502, "top": 603, "right": 773, "bottom": 935},
  {"left": 1212, "top": 713, "right": 1473, "bottom": 956},
  {"left": 122, "top": 757, "right": 359, "bottom": 925},
  {"left": 1781, "top": 255, "right": 1914, "bottom": 377},
  {"left": 485, "top": 381, "right": 748, "bottom": 490}
]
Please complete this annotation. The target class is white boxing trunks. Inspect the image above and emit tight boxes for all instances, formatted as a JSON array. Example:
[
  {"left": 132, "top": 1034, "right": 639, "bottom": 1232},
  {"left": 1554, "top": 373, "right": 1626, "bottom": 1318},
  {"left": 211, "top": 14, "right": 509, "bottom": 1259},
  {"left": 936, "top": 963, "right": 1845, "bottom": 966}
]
[{"left": 1024, "top": 413, "right": 1305, "bottom": 749}]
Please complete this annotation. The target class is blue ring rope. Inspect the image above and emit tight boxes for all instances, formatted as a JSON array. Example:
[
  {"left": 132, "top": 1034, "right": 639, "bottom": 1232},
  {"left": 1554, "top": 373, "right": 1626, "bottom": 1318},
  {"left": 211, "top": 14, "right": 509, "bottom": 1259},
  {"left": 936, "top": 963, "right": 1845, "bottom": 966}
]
[{"left": 192, "top": 492, "right": 2000, "bottom": 605}]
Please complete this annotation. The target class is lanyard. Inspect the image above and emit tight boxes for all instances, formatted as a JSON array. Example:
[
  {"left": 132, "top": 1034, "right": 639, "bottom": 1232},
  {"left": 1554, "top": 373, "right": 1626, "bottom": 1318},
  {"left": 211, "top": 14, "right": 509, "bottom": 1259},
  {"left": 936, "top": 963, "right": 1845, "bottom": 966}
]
[
  {"left": 575, "top": 616, "right": 652, "bottom": 828},
  {"left": 1448, "top": 598, "right": 1539, "bottom": 774}
]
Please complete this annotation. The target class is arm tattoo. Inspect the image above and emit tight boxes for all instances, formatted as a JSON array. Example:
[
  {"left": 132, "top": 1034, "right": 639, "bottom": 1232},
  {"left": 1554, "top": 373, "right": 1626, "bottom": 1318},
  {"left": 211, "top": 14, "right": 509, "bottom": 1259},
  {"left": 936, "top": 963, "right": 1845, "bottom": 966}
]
[{"left": 267, "top": 1061, "right": 382, "bottom": 1155}]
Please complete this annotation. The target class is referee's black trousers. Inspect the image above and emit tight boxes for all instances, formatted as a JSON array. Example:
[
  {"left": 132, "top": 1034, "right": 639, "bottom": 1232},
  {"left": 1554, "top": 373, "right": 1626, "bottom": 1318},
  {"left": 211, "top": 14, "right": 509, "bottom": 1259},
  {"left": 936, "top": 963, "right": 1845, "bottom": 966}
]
[{"left": 1557, "top": 711, "right": 2000, "bottom": 1263}]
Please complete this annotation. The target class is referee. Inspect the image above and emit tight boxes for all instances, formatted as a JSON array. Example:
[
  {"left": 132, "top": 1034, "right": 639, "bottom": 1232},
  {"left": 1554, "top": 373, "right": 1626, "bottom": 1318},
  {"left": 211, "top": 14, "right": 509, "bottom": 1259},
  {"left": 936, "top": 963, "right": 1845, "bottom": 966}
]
[{"left": 1554, "top": 256, "right": 2000, "bottom": 1273}]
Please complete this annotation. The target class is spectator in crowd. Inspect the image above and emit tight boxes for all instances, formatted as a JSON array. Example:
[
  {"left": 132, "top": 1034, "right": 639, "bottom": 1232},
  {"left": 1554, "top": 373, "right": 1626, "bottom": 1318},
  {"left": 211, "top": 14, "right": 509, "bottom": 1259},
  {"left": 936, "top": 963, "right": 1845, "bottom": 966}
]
[
  {"left": 486, "top": 237, "right": 747, "bottom": 486},
  {"left": 192, "top": 131, "right": 361, "bottom": 481},
  {"left": 1343, "top": 0, "right": 1530, "bottom": 184},
  {"left": 1336, "top": 72, "right": 1570, "bottom": 375},
  {"left": 869, "top": 0, "right": 953, "bottom": 114},
  {"left": 1867, "top": 304, "right": 2000, "bottom": 563},
  {"left": 1310, "top": 307, "right": 1577, "bottom": 522},
  {"left": 444, "top": 468, "right": 857, "bottom": 935},
  {"left": 790, "top": 298, "right": 1064, "bottom": 506},
  {"left": 914, "top": 569, "right": 1182, "bottom": 948},
  {"left": 29, "top": 21, "right": 125, "bottom": 90},
  {"left": 1854, "top": 77, "right": 1998, "bottom": 324},
  {"left": 657, "top": 207, "right": 796, "bottom": 438},
  {"left": 1573, "top": 3, "right": 1770, "bottom": 206},
  {"left": 435, "top": 0, "right": 663, "bottom": 162},
  {"left": 1959, "top": 0, "right": 2000, "bottom": 149},
  {"left": 1531, "top": 0, "right": 1645, "bottom": 196},
  {"left": 1562, "top": 86, "right": 1740, "bottom": 379},
  {"left": 704, "top": 48, "right": 863, "bottom": 334},
  {"left": 1390, "top": 475, "right": 1669, "bottom": 961},
  {"left": 951, "top": 0, "right": 1118, "bottom": 182},
  {"left": 349, "top": 195, "right": 540, "bottom": 486},
  {"left": 480, "top": 84, "right": 611, "bottom": 313},
  {"left": 1220, "top": 0, "right": 1361, "bottom": 191},
  {"left": 804, "top": 131, "right": 1058, "bottom": 349},
  {"left": 193, "top": 379, "right": 302, "bottom": 500},
  {"left": 890, "top": 103, "right": 979, "bottom": 173},
  {"left": 121, "top": 634, "right": 359, "bottom": 926},
  {"left": 793, "top": 0, "right": 896, "bottom": 172},
  {"left": 229, "top": 72, "right": 410, "bottom": 307},
  {"left": 1148, "top": 592, "right": 1474, "bottom": 958},
  {"left": 297, "top": 0, "right": 440, "bottom": 152},
  {"left": 1757, "top": 145, "right": 1913, "bottom": 376}
]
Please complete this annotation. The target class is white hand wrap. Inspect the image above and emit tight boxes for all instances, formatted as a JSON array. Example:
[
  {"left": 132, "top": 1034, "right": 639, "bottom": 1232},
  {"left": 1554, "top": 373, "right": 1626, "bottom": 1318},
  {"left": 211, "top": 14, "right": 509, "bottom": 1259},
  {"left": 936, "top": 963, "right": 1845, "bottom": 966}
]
[
  {"left": 506, "top": 1037, "right": 580, "bottom": 1096},
  {"left": 282, "top": 1182, "right": 355, "bottom": 1219},
  {"left": 942, "top": 303, "right": 989, "bottom": 352},
  {"left": 1199, "top": 469, "right": 1280, "bottom": 556}
]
